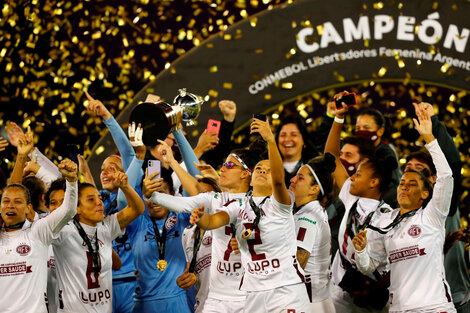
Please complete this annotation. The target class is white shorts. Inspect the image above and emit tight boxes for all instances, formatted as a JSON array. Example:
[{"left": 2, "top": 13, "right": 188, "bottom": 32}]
[
  {"left": 202, "top": 297, "right": 245, "bottom": 313},
  {"left": 310, "top": 298, "right": 336, "bottom": 313},
  {"left": 244, "top": 283, "right": 312, "bottom": 313}
]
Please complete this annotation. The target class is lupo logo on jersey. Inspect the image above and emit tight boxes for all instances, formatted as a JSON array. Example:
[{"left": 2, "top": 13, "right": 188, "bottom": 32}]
[
  {"left": 165, "top": 215, "right": 178, "bottom": 229},
  {"left": 16, "top": 244, "right": 31, "bottom": 256},
  {"left": 408, "top": 225, "right": 421, "bottom": 238}
]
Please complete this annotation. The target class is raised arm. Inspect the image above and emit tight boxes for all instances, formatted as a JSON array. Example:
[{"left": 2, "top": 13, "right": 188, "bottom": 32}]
[
  {"left": 115, "top": 172, "right": 145, "bottom": 229},
  {"left": 172, "top": 128, "right": 201, "bottom": 179},
  {"left": 413, "top": 103, "right": 453, "bottom": 218},
  {"left": 324, "top": 93, "right": 350, "bottom": 190},
  {"left": 251, "top": 117, "right": 290, "bottom": 205},
  {"left": 418, "top": 102, "right": 460, "bottom": 216},
  {"left": 85, "top": 91, "right": 135, "bottom": 170},
  {"left": 34, "top": 159, "right": 78, "bottom": 244},
  {"left": 157, "top": 139, "right": 203, "bottom": 196},
  {"left": 9, "top": 126, "right": 34, "bottom": 184}
]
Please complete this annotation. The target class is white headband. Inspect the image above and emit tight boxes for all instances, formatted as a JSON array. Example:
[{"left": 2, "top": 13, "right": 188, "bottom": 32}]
[
  {"left": 305, "top": 164, "right": 324, "bottom": 196},
  {"left": 229, "top": 153, "right": 253, "bottom": 175}
]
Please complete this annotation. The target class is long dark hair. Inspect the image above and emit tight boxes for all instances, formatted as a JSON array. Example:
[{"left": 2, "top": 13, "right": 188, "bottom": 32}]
[{"left": 275, "top": 115, "right": 318, "bottom": 162}]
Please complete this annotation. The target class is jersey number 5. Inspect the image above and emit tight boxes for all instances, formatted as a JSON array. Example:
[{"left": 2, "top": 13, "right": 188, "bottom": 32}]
[{"left": 86, "top": 252, "right": 101, "bottom": 289}]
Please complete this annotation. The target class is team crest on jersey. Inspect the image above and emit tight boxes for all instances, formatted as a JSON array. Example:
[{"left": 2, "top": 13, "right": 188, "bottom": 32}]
[
  {"left": 202, "top": 236, "right": 212, "bottom": 246},
  {"left": 165, "top": 215, "right": 178, "bottom": 229},
  {"left": 407, "top": 225, "right": 421, "bottom": 238},
  {"left": 16, "top": 244, "right": 31, "bottom": 256}
]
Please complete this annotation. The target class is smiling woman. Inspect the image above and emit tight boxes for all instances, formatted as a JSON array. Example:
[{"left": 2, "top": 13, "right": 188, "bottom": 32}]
[
  {"left": 0, "top": 159, "right": 78, "bottom": 313},
  {"left": 275, "top": 115, "right": 319, "bottom": 186},
  {"left": 51, "top": 171, "right": 144, "bottom": 313}
]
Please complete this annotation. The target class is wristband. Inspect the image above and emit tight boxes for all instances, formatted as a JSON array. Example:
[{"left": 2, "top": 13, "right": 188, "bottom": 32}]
[
  {"left": 326, "top": 113, "right": 335, "bottom": 118},
  {"left": 334, "top": 116, "right": 344, "bottom": 124}
]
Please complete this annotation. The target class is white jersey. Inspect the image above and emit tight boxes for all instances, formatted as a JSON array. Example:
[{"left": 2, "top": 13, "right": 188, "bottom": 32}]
[
  {"left": 149, "top": 191, "right": 246, "bottom": 301},
  {"left": 294, "top": 200, "right": 331, "bottom": 302},
  {"left": 52, "top": 214, "right": 124, "bottom": 313},
  {"left": 225, "top": 192, "right": 304, "bottom": 292},
  {"left": 331, "top": 178, "right": 392, "bottom": 286},
  {"left": 182, "top": 226, "right": 212, "bottom": 313},
  {"left": 47, "top": 245, "right": 58, "bottom": 313},
  {"left": 0, "top": 180, "right": 77, "bottom": 313},
  {"left": 356, "top": 139, "right": 455, "bottom": 311}
]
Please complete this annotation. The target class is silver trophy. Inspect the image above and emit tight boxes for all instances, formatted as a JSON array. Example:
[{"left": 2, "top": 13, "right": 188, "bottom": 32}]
[
  {"left": 129, "top": 88, "right": 204, "bottom": 146},
  {"left": 173, "top": 88, "right": 204, "bottom": 126}
]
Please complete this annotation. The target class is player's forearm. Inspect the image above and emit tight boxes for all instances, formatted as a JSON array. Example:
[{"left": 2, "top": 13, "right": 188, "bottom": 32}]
[
  {"left": 48, "top": 180, "right": 78, "bottom": 234},
  {"left": 170, "top": 160, "right": 203, "bottom": 196}
]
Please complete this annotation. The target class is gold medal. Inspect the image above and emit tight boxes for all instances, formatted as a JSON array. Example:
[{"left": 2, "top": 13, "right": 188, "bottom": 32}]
[
  {"left": 242, "top": 229, "right": 252, "bottom": 239},
  {"left": 189, "top": 272, "right": 197, "bottom": 283},
  {"left": 157, "top": 259, "right": 168, "bottom": 271}
]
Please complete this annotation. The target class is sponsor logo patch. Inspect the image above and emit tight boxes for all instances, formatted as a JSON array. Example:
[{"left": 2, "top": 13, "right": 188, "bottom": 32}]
[
  {"left": 407, "top": 225, "right": 421, "bottom": 238},
  {"left": 165, "top": 215, "right": 178, "bottom": 229},
  {"left": 16, "top": 244, "right": 31, "bottom": 256},
  {"left": 202, "top": 236, "right": 212, "bottom": 246}
]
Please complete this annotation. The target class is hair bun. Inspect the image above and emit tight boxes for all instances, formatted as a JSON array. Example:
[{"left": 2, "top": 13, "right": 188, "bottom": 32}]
[{"left": 323, "top": 152, "right": 337, "bottom": 173}]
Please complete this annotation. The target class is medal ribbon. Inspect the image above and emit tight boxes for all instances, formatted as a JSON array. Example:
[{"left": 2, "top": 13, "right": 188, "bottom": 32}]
[
  {"left": 151, "top": 217, "right": 168, "bottom": 261},
  {"left": 189, "top": 226, "right": 205, "bottom": 273},
  {"left": 73, "top": 217, "right": 100, "bottom": 272},
  {"left": 366, "top": 209, "right": 419, "bottom": 234},
  {"left": 245, "top": 191, "right": 269, "bottom": 235}
]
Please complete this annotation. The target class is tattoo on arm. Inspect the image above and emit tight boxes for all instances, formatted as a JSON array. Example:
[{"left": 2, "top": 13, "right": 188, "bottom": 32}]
[{"left": 296, "top": 247, "right": 311, "bottom": 269}]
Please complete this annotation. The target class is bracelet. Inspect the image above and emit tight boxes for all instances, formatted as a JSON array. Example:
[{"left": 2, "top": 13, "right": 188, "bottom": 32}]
[
  {"left": 334, "top": 116, "right": 344, "bottom": 124},
  {"left": 326, "top": 113, "right": 335, "bottom": 118}
]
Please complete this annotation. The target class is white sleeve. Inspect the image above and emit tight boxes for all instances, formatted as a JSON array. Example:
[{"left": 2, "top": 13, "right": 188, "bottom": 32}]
[
  {"left": 423, "top": 139, "right": 454, "bottom": 226},
  {"left": 355, "top": 230, "right": 387, "bottom": 275},
  {"left": 223, "top": 201, "right": 240, "bottom": 225},
  {"left": 295, "top": 213, "right": 318, "bottom": 253},
  {"left": 32, "top": 180, "right": 78, "bottom": 245},
  {"left": 35, "top": 166, "right": 61, "bottom": 188},
  {"left": 148, "top": 192, "right": 211, "bottom": 214},
  {"left": 270, "top": 191, "right": 295, "bottom": 214},
  {"left": 105, "top": 214, "right": 126, "bottom": 240},
  {"left": 182, "top": 227, "right": 193, "bottom": 263},
  {"left": 30, "top": 148, "right": 62, "bottom": 179}
]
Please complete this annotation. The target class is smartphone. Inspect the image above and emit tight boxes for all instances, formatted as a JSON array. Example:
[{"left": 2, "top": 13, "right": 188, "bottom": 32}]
[
  {"left": 66, "top": 144, "right": 79, "bottom": 166},
  {"left": 147, "top": 160, "right": 161, "bottom": 180},
  {"left": 207, "top": 119, "right": 221, "bottom": 137},
  {"left": 252, "top": 114, "right": 266, "bottom": 121},
  {"left": 335, "top": 92, "right": 357, "bottom": 109}
]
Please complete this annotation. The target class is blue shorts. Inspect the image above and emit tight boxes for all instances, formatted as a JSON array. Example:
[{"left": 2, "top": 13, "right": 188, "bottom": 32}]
[
  {"left": 112, "top": 278, "right": 137, "bottom": 313},
  {"left": 132, "top": 293, "right": 193, "bottom": 313}
]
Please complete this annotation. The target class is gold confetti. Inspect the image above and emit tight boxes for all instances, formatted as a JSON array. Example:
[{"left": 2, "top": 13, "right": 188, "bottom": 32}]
[
  {"left": 281, "top": 82, "right": 293, "bottom": 89},
  {"left": 208, "top": 89, "right": 218, "bottom": 97},
  {"left": 223, "top": 82, "right": 232, "bottom": 89},
  {"left": 210, "top": 66, "right": 218, "bottom": 73},
  {"left": 440, "top": 63, "right": 450, "bottom": 73},
  {"left": 378, "top": 67, "right": 387, "bottom": 77}
]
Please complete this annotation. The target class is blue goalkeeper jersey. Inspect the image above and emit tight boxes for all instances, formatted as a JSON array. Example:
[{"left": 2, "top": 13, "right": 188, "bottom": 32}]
[{"left": 127, "top": 211, "right": 191, "bottom": 300}]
